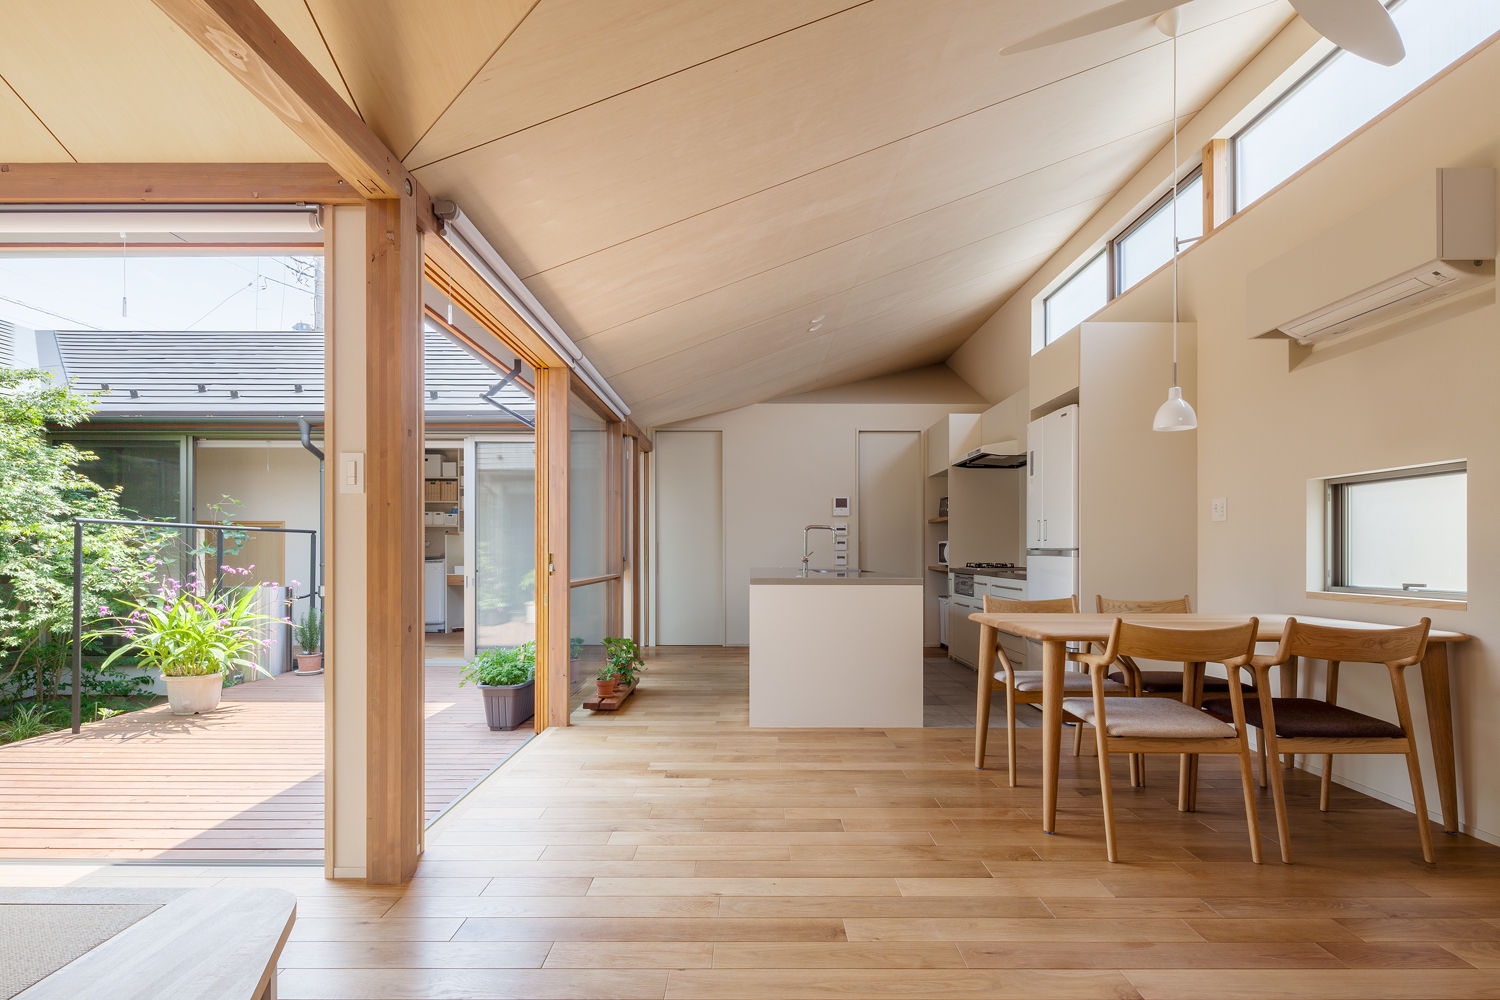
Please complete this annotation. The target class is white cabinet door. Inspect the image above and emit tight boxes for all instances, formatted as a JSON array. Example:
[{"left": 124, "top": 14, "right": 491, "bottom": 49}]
[
  {"left": 1041, "top": 405, "right": 1078, "bottom": 549},
  {"left": 1025, "top": 417, "right": 1044, "bottom": 549}
]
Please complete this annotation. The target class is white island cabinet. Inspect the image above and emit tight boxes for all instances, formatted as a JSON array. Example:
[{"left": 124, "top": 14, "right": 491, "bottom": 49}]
[{"left": 748, "top": 569, "right": 924, "bottom": 727}]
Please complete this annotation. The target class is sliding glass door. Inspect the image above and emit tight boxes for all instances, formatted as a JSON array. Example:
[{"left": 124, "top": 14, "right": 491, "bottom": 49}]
[{"left": 463, "top": 437, "right": 538, "bottom": 659}]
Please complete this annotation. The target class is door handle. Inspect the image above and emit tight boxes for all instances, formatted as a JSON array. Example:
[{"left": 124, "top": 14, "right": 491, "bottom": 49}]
[{"left": 1043, "top": 519, "right": 1048, "bottom": 542}]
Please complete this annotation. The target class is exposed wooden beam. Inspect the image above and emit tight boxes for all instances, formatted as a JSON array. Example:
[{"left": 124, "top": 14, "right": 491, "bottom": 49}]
[
  {"left": 422, "top": 244, "right": 566, "bottom": 371},
  {"left": 148, "top": 0, "right": 435, "bottom": 227},
  {"left": 0, "top": 162, "right": 359, "bottom": 204},
  {"left": 363, "top": 196, "right": 425, "bottom": 885}
]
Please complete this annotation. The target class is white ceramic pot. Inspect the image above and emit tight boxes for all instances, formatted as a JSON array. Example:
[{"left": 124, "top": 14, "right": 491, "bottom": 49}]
[{"left": 163, "top": 673, "right": 224, "bottom": 715}]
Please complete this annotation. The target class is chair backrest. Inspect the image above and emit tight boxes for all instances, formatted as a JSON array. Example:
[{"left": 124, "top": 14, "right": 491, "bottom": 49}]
[
  {"left": 1097, "top": 594, "right": 1192, "bottom": 614},
  {"left": 1096, "top": 618, "right": 1258, "bottom": 668},
  {"left": 1280, "top": 617, "right": 1431, "bottom": 668},
  {"left": 982, "top": 594, "right": 1079, "bottom": 614}
]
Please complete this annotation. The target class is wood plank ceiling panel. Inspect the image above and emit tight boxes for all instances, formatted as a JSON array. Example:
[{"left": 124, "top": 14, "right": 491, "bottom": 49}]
[
  {"left": 0, "top": 0, "right": 320, "bottom": 161},
  {"left": 405, "top": 0, "right": 869, "bottom": 168},
  {"left": 0, "top": 78, "right": 71, "bottom": 161},
  {"left": 254, "top": 0, "right": 360, "bottom": 109},
  {"left": 301, "top": 0, "right": 537, "bottom": 158}
]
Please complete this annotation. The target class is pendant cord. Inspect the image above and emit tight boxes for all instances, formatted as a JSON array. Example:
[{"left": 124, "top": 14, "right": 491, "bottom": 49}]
[
  {"left": 1170, "top": 27, "right": 1179, "bottom": 389},
  {"left": 120, "top": 233, "right": 128, "bottom": 320}
]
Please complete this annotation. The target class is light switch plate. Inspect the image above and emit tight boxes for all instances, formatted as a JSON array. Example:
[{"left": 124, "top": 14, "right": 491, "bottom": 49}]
[
  {"left": 1211, "top": 497, "right": 1228, "bottom": 522},
  {"left": 339, "top": 453, "right": 365, "bottom": 494}
]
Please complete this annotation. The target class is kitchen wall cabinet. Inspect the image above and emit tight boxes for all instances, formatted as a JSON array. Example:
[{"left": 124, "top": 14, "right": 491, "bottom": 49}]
[
  {"left": 1026, "top": 404, "right": 1077, "bottom": 550},
  {"left": 925, "top": 413, "right": 982, "bottom": 477}
]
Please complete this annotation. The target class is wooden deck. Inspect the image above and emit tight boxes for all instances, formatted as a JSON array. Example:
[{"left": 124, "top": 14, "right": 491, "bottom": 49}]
[{"left": 0, "top": 664, "right": 531, "bottom": 862}]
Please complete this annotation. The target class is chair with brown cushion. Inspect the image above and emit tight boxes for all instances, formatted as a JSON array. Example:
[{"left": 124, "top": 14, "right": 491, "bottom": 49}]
[
  {"left": 1065, "top": 618, "right": 1263, "bottom": 863},
  {"left": 1204, "top": 617, "right": 1434, "bottom": 864},
  {"left": 975, "top": 594, "right": 1127, "bottom": 787}
]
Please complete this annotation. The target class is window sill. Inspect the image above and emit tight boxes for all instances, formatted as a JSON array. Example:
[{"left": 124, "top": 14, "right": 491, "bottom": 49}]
[{"left": 1306, "top": 590, "right": 1467, "bottom": 612}]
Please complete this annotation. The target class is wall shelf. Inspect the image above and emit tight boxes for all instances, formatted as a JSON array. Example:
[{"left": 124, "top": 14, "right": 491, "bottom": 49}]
[{"left": 927, "top": 516, "right": 948, "bottom": 523}]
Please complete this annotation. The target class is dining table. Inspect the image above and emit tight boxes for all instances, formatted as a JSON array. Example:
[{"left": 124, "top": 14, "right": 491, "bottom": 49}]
[{"left": 969, "top": 611, "right": 1471, "bottom": 834}]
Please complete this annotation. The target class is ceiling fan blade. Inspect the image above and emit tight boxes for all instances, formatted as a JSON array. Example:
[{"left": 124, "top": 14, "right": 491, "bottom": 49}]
[
  {"left": 1000, "top": 0, "right": 1191, "bottom": 54},
  {"left": 1290, "top": 0, "right": 1405, "bottom": 65}
]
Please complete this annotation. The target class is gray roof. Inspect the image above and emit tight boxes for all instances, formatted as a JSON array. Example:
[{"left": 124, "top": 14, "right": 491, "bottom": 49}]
[{"left": 38, "top": 326, "right": 535, "bottom": 423}]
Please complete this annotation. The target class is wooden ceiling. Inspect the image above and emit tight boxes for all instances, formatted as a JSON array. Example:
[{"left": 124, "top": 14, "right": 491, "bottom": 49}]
[{"left": 0, "top": 0, "right": 1293, "bottom": 426}]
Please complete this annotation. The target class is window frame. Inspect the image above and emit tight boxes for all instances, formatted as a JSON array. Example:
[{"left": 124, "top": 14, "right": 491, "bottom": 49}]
[
  {"left": 1041, "top": 248, "right": 1110, "bottom": 347},
  {"left": 1111, "top": 165, "right": 1204, "bottom": 296},
  {"left": 1324, "top": 461, "right": 1467, "bottom": 599}
]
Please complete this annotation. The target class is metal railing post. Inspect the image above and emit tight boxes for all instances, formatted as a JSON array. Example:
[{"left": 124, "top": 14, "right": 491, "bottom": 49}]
[
  {"left": 71, "top": 521, "right": 83, "bottom": 735},
  {"left": 215, "top": 529, "right": 225, "bottom": 592}
]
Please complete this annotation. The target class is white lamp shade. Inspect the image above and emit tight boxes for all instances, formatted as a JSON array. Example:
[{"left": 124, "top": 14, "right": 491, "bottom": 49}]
[{"left": 1152, "top": 385, "right": 1198, "bottom": 432}]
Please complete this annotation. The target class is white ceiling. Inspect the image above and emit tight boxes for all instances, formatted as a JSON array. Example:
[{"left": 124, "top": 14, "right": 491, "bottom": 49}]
[{"left": 0, "top": 0, "right": 1295, "bottom": 426}]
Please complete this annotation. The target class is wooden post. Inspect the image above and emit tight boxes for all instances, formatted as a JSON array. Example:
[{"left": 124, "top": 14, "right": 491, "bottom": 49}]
[
  {"left": 605, "top": 423, "right": 626, "bottom": 638},
  {"left": 363, "top": 197, "right": 424, "bottom": 884},
  {"left": 1201, "top": 138, "right": 1232, "bottom": 234},
  {"left": 535, "top": 366, "right": 571, "bottom": 729}
]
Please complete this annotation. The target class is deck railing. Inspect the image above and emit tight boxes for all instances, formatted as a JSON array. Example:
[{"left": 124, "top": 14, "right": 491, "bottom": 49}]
[{"left": 69, "top": 518, "right": 318, "bottom": 734}]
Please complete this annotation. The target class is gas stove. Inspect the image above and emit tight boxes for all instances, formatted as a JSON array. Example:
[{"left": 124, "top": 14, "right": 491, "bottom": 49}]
[{"left": 963, "top": 561, "right": 1019, "bottom": 570}]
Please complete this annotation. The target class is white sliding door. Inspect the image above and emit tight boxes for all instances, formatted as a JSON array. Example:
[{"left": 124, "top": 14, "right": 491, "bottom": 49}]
[{"left": 654, "top": 430, "right": 724, "bottom": 645}]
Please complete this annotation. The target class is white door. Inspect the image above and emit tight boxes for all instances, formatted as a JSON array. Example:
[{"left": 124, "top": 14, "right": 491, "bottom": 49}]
[
  {"left": 856, "top": 431, "right": 922, "bottom": 575},
  {"left": 463, "top": 436, "right": 537, "bottom": 659},
  {"left": 655, "top": 430, "right": 724, "bottom": 645},
  {"left": 1025, "top": 417, "right": 1045, "bottom": 549},
  {"left": 1041, "top": 405, "right": 1078, "bottom": 549}
]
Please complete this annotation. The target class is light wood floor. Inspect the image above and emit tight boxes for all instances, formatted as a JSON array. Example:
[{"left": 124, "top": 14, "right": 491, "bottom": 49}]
[
  {"left": 5, "top": 645, "right": 1500, "bottom": 999},
  {"left": 0, "top": 665, "right": 530, "bottom": 861}
]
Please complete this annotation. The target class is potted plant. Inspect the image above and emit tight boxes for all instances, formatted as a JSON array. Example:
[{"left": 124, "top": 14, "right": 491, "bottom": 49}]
[
  {"left": 602, "top": 636, "right": 645, "bottom": 691},
  {"left": 595, "top": 665, "right": 617, "bottom": 700},
  {"left": 570, "top": 636, "right": 583, "bottom": 662},
  {"left": 461, "top": 641, "right": 535, "bottom": 731},
  {"left": 94, "top": 584, "right": 272, "bottom": 716},
  {"left": 293, "top": 605, "right": 323, "bottom": 675}
]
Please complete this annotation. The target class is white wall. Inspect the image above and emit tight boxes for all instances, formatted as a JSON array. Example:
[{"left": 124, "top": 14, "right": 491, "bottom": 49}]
[
  {"left": 946, "top": 35, "right": 1500, "bottom": 842},
  {"left": 194, "top": 444, "right": 321, "bottom": 586},
  {"left": 659, "top": 369, "right": 985, "bottom": 645}
]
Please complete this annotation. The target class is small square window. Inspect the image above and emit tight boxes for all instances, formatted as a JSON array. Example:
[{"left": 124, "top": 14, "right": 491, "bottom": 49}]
[{"left": 1326, "top": 463, "right": 1466, "bottom": 598}]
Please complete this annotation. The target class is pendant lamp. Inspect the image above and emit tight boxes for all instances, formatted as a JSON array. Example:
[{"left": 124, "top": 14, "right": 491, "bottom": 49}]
[{"left": 1152, "top": 10, "right": 1197, "bottom": 433}]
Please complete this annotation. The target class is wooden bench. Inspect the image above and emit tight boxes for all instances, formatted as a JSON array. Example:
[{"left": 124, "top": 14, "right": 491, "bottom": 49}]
[{"left": 5, "top": 887, "right": 294, "bottom": 1000}]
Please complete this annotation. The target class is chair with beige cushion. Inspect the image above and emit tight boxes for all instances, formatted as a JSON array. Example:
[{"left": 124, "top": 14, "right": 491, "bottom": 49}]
[
  {"left": 1065, "top": 618, "right": 1263, "bottom": 863},
  {"left": 1203, "top": 617, "right": 1434, "bottom": 864},
  {"left": 975, "top": 594, "right": 1127, "bottom": 787}
]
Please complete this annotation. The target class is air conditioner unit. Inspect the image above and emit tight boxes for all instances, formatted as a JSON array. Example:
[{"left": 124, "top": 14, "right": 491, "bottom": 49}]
[
  {"left": 1247, "top": 168, "right": 1496, "bottom": 345},
  {"left": 1278, "top": 260, "right": 1490, "bottom": 344}
]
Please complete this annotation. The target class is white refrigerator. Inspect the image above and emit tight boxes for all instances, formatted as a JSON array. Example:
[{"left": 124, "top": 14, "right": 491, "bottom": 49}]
[{"left": 1026, "top": 404, "right": 1079, "bottom": 602}]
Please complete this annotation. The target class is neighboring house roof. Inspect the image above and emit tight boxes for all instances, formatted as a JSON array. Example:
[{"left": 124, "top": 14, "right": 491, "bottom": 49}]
[{"left": 34, "top": 326, "right": 535, "bottom": 424}]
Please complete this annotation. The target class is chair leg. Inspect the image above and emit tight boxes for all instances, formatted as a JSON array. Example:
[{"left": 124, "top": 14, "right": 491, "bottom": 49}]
[
  {"left": 1095, "top": 731, "right": 1118, "bottom": 863},
  {"left": 974, "top": 667, "right": 993, "bottom": 770},
  {"left": 1319, "top": 754, "right": 1334, "bottom": 812},
  {"left": 1006, "top": 691, "right": 1019, "bottom": 789},
  {"left": 1257, "top": 734, "right": 1269, "bottom": 789},
  {"left": 1073, "top": 716, "right": 1085, "bottom": 756},
  {"left": 1405, "top": 748, "right": 1436, "bottom": 865},
  {"left": 1235, "top": 741, "right": 1264, "bottom": 865}
]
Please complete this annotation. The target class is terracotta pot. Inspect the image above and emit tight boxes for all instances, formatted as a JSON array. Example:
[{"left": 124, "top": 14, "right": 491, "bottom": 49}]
[
  {"left": 595, "top": 677, "right": 617, "bottom": 699},
  {"left": 163, "top": 673, "right": 223, "bottom": 715},
  {"left": 294, "top": 652, "right": 324, "bottom": 675}
]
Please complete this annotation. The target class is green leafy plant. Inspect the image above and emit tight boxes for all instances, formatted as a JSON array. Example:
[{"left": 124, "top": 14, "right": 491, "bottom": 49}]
[
  {"left": 462, "top": 641, "right": 535, "bottom": 687},
  {"left": 602, "top": 636, "right": 645, "bottom": 687},
  {"left": 596, "top": 664, "right": 617, "bottom": 683},
  {"left": 295, "top": 605, "right": 322, "bottom": 653},
  {"left": 0, "top": 703, "right": 56, "bottom": 743},
  {"left": 0, "top": 368, "right": 162, "bottom": 701},
  {"left": 92, "top": 585, "right": 275, "bottom": 679},
  {"left": 570, "top": 636, "right": 583, "bottom": 661}
]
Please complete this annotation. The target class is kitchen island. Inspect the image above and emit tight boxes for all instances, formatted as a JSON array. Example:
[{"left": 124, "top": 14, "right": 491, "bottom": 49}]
[{"left": 748, "top": 568, "right": 923, "bottom": 727}]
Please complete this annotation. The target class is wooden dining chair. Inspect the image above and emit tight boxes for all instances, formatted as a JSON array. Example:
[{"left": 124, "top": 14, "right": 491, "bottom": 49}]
[
  {"left": 1065, "top": 618, "right": 1262, "bottom": 863},
  {"left": 975, "top": 594, "right": 1128, "bottom": 787},
  {"left": 1204, "top": 618, "right": 1434, "bottom": 864}
]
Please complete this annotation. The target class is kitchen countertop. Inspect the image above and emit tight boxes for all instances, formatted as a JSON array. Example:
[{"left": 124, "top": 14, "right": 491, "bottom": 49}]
[{"left": 750, "top": 567, "right": 922, "bottom": 586}]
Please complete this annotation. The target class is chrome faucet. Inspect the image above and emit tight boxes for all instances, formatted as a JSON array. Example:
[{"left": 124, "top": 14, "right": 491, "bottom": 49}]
[{"left": 801, "top": 524, "right": 838, "bottom": 568}]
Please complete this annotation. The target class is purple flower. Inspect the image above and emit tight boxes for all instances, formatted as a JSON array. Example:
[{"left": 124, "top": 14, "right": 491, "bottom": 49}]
[
  {"left": 123, "top": 628, "right": 136, "bottom": 637},
  {"left": 97, "top": 605, "right": 110, "bottom": 616}
]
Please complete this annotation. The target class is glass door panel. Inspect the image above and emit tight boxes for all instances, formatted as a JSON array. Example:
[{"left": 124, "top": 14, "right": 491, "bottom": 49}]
[{"left": 464, "top": 438, "right": 538, "bottom": 658}]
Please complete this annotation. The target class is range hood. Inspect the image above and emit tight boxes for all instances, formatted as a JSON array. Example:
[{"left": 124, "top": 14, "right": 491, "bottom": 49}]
[{"left": 953, "top": 440, "right": 1026, "bottom": 469}]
